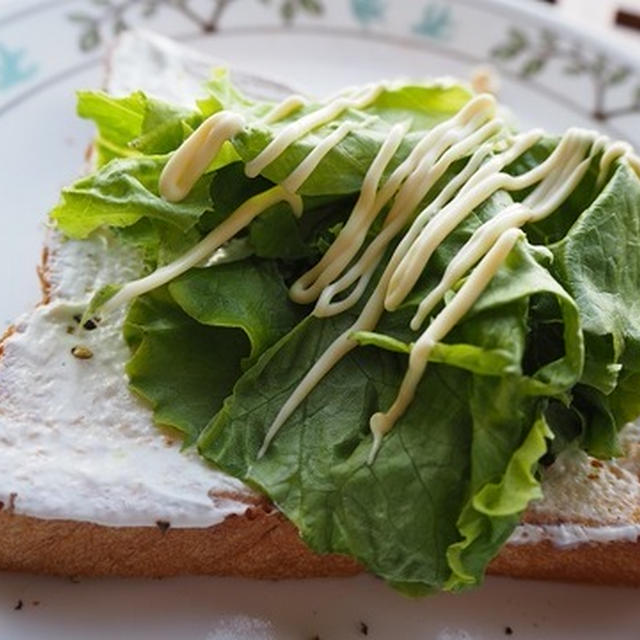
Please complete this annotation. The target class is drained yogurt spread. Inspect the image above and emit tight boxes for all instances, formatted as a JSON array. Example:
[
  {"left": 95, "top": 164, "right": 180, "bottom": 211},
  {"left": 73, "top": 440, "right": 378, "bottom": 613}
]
[{"left": 0, "top": 234, "right": 255, "bottom": 527}]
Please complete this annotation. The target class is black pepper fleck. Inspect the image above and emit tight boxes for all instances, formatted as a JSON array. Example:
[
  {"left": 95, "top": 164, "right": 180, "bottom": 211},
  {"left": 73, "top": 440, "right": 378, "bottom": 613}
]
[
  {"left": 359, "top": 621, "right": 369, "bottom": 635},
  {"left": 83, "top": 318, "right": 98, "bottom": 331},
  {"left": 156, "top": 520, "right": 171, "bottom": 534},
  {"left": 14, "top": 600, "right": 23, "bottom": 611},
  {"left": 73, "top": 314, "right": 99, "bottom": 330},
  {"left": 505, "top": 626, "right": 513, "bottom": 635}
]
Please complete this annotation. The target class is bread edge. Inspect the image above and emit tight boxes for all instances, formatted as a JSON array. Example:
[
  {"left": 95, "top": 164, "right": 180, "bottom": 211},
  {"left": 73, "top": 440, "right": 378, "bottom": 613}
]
[
  {"left": 4, "top": 508, "right": 640, "bottom": 585},
  {"left": 0, "top": 505, "right": 360, "bottom": 579}
]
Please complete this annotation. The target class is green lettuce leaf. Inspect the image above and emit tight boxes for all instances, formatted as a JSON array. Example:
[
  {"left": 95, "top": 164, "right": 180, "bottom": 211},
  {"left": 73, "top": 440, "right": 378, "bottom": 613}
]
[
  {"left": 446, "top": 408, "right": 552, "bottom": 590},
  {"left": 200, "top": 312, "right": 473, "bottom": 589},
  {"left": 124, "top": 259, "right": 301, "bottom": 444},
  {"left": 168, "top": 259, "right": 304, "bottom": 359},
  {"left": 551, "top": 160, "right": 640, "bottom": 454},
  {"left": 58, "top": 77, "right": 475, "bottom": 263},
  {"left": 203, "top": 163, "right": 357, "bottom": 260},
  {"left": 201, "top": 72, "right": 473, "bottom": 195},
  {"left": 552, "top": 161, "right": 640, "bottom": 363},
  {"left": 352, "top": 330, "right": 520, "bottom": 377},
  {"left": 51, "top": 156, "right": 213, "bottom": 239},
  {"left": 198, "top": 236, "right": 582, "bottom": 591},
  {"left": 77, "top": 90, "right": 200, "bottom": 165},
  {"left": 77, "top": 90, "right": 146, "bottom": 164},
  {"left": 124, "top": 287, "right": 249, "bottom": 445}
]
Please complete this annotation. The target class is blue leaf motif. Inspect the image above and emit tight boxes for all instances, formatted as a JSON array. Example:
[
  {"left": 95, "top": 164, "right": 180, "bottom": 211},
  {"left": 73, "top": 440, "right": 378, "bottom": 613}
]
[
  {"left": 351, "top": 0, "right": 385, "bottom": 26},
  {"left": 0, "top": 44, "right": 37, "bottom": 90},
  {"left": 412, "top": 3, "right": 454, "bottom": 41}
]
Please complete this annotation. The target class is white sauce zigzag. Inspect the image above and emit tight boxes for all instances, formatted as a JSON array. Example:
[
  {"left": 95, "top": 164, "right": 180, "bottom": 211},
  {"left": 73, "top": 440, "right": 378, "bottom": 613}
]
[{"left": 119, "top": 82, "right": 638, "bottom": 463}]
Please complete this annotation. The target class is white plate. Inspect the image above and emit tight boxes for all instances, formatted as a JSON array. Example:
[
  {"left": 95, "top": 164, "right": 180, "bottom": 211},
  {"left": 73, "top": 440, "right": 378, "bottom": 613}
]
[{"left": 1, "top": 1, "right": 640, "bottom": 638}]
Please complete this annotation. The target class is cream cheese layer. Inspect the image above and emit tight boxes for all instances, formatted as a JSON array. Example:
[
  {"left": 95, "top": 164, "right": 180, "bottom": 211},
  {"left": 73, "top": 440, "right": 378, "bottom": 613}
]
[{"left": 0, "top": 234, "right": 255, "bottom": 527}]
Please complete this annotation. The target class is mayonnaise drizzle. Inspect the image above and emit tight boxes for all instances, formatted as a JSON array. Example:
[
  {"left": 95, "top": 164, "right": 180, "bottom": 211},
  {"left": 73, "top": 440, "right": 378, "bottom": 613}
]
[
  {"left": 128, "top": 80, "right": 640, "bottom": 462},
  {"left": 281, "top": 117, "right": 374, "bottom": 193},
  {"left": 115, "top": 84, "right": 387, "bottom": 312},
  {"left": 159, "top": 111, "right": 245, "bottom": 202},
  {"left": 244, "top": 83, "right": 384, "bottom": 178},
  {"left": 384, "top": 129, "right": 544, "bottom": 313},
  {"left": 260, "top": 95, "right": 507, "bottom": 455},
  {"left": 289, "top": 119, "right": 411, "bottom": 305},
  {"left": 259, "top": 123, "right": 635, "bottom": 460},
  {"left": 388, "top": 129, "right": 590, "bottom": 318},
  {"left": 369, "top": 228, "right": 523, "bottom": 461},
  {"left": 312, "top": 97, "right": 503, "bottom": 316},
  {"left": 101, "top": 186, "right": 302, "bottom": 314},
  {"left": 408, "top": 129, "right": 618, "bottom": 330},
  {"left": 261, "top": 94, "right": 308, "bottom": 124}
]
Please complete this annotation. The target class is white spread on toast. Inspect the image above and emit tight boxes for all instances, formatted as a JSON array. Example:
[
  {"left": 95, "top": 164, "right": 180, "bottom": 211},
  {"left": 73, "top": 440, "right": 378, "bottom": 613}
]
[
  {"left": 0, "top": 233, "right": 255, "bottom": 527},
  {"left": 509, "top": 422, "right": 640, "bottom": 547},
  {"left": 509, "top": 522, "right": 640, "bottom": 547},
  {"left": 0, "top": 31, "right": 271, "bottom": 528},
  {"left": 3, "top": 32, "right": 640, "bottom": 545}
]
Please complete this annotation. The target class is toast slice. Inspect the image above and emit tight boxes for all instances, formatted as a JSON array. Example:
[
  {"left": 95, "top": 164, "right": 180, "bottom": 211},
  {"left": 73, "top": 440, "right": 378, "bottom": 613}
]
[{"left": 2, "top": 30, "right": 640, "bottom": 584}]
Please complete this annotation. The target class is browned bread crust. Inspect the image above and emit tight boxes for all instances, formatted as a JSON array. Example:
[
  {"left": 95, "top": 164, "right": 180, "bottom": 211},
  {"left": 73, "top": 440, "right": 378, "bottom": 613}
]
[
  {"left": 488, "top": 539, "right": 640, "bottom": 586},
  {"left": 0, "top": 506, "right": 360, "bottom": 579},
  {"left": 4, "top": 506, "right": 640, "bottom": 584}
]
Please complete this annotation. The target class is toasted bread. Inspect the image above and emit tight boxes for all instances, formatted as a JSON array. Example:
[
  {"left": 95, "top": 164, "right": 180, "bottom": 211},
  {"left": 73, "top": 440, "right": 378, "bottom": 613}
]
[{"left": 2, "top": 30, "right": 640, "bottom": 584}]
